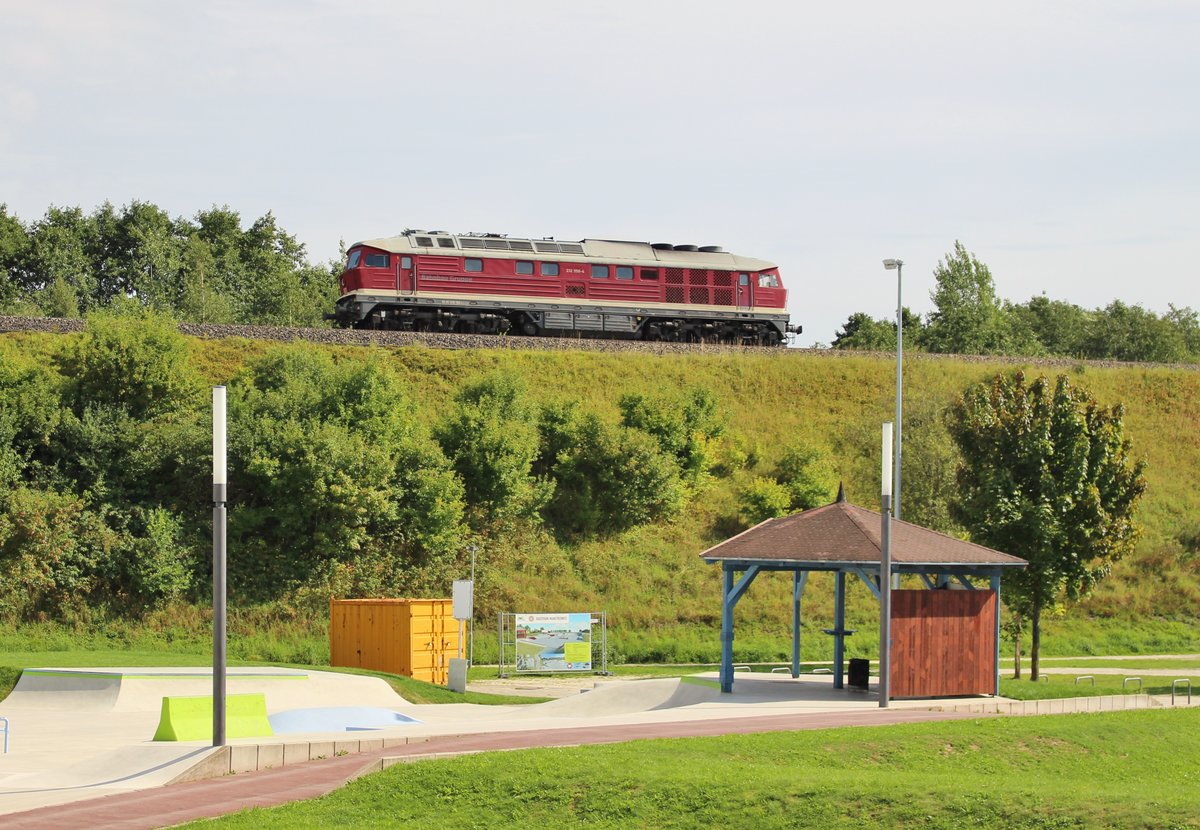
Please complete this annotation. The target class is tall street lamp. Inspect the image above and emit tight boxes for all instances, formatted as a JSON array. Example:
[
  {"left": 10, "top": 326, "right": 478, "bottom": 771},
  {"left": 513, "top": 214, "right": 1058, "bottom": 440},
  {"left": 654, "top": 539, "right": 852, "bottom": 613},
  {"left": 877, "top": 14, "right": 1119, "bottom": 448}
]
[{"left": 882, "top": 258, "right": 903, "bottom": 520}]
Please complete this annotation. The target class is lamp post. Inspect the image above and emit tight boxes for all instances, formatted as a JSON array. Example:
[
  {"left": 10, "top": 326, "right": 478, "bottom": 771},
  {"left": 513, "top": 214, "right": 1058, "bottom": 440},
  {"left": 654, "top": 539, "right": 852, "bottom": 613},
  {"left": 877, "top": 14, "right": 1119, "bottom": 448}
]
[
  {"left": 212, "top": 386, "right": 228, "bottom": 746},
  {"left": 880, "top": 421, "right": 893, "bottom": 709},
  {"left": 882, "top": 258, "right": 903, "bottom": 520}
]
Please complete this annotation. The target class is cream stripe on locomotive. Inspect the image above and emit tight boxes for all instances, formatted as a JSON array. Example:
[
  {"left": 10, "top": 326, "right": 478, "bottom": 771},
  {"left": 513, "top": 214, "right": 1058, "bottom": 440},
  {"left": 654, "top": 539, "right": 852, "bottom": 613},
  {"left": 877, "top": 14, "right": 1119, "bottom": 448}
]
[{"left": 338, "top": 287, "right": 788, "bottom": 319}]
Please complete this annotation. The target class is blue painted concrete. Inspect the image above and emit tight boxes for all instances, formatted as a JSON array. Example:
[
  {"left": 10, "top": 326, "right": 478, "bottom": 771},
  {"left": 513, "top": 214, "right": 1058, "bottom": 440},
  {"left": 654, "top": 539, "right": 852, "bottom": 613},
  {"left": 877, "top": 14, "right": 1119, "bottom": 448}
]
[{"left": 268, "top": 706, "right": 420, "bottom": 734}]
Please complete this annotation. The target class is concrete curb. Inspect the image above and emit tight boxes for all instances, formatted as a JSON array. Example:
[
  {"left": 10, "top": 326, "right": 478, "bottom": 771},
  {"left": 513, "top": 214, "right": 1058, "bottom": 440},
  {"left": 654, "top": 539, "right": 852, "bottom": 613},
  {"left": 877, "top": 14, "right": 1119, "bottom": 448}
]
[{"left": 922, "top": 692, "right": 1200, "bottom": 716}]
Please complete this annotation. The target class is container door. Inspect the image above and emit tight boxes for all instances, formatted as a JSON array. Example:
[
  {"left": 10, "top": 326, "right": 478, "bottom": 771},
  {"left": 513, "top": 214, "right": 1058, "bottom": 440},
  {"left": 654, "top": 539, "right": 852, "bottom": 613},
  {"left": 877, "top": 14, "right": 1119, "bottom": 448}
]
[
  {"left": 398, "top": 255, "right": 415, "bottom": 294},
  {"left": 737, "top": 273, "right": 752, "bottom": 309}
]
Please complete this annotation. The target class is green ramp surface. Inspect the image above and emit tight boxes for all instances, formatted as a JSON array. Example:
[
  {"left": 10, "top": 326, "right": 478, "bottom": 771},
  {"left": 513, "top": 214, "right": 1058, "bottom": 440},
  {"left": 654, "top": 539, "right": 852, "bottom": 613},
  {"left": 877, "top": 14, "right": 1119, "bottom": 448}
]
[{"left": 153, "top": 693, "right": 273, "bottom": 741}]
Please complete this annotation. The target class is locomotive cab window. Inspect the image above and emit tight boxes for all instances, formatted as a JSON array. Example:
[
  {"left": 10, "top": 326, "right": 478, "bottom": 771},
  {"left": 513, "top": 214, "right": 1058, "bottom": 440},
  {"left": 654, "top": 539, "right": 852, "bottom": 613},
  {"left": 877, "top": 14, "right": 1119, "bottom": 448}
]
[
  {"left": 364, "top": 253, "right": 389, "bottom": 268},
  {"left": 346, "top": 250, "right": 361, "bottom": 269},
  {"left": 515, "top": 261, "right": 534, "bottom": 275},
  {"left": 640, "top": 268, "right": 659, "bottom": 280},
  {"left": 591, "top": 264, "right": 609, "bottom": 279},
  {"left": 400, "top": 256, "right": 412, "bottom": 269},
  {"left": 541, "top": 262, "right": 560, "bottom": 276},
  {"left": 465, "top": 258, "right": 483, "bottom": 272},
  {"left": 616, "top": 266, "right": 633, "bottom": 280},
  {"left": 758, "top": 273, "right": 779, "bottom": 288}
]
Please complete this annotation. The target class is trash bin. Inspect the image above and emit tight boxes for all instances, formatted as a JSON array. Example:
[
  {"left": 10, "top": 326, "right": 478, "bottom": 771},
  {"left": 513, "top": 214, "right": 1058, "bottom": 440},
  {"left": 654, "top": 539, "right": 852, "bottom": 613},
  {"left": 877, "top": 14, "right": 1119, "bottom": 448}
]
[{"left": 847, "top": 658, "right": 870, "bottom": 689}]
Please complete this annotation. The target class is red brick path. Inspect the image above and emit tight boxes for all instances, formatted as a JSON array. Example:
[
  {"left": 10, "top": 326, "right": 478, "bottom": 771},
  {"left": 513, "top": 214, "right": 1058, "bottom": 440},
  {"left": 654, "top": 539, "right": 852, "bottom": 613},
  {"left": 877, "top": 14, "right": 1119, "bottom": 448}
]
[{"left": 4, "top": 708, "right": 989, "bottom": 829}]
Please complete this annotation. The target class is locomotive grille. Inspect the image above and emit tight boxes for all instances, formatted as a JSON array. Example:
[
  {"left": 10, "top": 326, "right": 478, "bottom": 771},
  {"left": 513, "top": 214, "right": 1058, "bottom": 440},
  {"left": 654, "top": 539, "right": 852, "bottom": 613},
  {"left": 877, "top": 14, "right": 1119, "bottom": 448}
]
[
  {"left": 665, "top": 268, "right": 685, "bottom": 303},
  {"left": 714, "top": 287, "right": 734, "bottom": 305},
  {"left": 689, "top": 286, "right": 710, "bottom": 304}
]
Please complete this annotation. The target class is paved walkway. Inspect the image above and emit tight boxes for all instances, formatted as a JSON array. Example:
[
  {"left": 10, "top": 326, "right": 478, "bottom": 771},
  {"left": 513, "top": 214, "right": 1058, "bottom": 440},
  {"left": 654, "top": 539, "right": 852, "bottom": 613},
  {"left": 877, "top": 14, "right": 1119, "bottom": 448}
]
[{"left": 3, "top": 707, "right": 988, "bottom": 829}]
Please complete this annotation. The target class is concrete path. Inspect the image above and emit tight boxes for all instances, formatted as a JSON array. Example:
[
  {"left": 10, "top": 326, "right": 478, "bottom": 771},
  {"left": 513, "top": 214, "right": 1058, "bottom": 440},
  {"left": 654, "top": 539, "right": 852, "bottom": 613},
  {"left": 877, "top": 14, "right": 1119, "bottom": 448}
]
[{"left": 2, "top": 706, "right": 990, "bottom": 830}]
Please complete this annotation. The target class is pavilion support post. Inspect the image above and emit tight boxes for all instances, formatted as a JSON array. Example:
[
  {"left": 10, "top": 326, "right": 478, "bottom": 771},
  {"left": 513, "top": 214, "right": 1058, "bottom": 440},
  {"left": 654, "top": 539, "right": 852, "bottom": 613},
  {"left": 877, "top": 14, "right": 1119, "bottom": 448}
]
[
  {"left": 991, "top": 573, "right": 1002, "bottom": 696},
  {"left": 833, "top": 570, "right": 847, "bottom": 689},
  {"left": 791, "top": 571, "right": 808, "bottom": 678},
  {"left": 720, "top": 565, "right": 735, "bottom": 693}
]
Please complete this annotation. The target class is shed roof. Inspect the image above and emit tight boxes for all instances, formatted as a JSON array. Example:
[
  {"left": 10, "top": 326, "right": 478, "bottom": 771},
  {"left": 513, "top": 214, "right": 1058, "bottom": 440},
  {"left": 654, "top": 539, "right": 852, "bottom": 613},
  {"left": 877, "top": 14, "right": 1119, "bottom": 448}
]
[{"left": 700, "top": 501, "right": 1026, "bottom": 569}]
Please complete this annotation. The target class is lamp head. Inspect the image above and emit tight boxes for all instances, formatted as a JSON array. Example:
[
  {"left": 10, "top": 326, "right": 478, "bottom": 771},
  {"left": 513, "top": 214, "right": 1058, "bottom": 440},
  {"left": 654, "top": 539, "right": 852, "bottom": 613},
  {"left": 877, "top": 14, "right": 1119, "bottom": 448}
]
[{"left": 882, "top": 258, "right": 903, "bottom": 270}]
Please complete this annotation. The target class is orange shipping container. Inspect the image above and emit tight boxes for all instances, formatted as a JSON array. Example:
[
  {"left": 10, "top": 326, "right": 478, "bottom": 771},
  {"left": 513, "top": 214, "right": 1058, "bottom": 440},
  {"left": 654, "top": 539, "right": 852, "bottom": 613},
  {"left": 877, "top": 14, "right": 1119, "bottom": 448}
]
[{"left": 329, "top": 598, "right": 460, "bottom": 685}]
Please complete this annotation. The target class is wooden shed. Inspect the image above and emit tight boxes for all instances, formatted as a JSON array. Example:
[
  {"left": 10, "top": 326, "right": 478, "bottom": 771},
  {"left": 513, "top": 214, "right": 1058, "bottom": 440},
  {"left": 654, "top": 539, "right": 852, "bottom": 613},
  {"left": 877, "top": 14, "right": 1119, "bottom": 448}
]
[
  {"left": 330, "top": 598, "right": 459, "bottom": 685},
  {"left": 700, "top": 491, "right": 1026, "bottom": 699}
]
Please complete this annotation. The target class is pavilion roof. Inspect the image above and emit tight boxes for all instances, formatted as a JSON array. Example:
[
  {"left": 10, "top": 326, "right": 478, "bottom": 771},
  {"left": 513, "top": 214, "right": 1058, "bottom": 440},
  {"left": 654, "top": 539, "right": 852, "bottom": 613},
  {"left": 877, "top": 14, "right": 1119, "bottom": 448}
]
[{"left": 700, "top": 500, "right": 1026, "bottom": 569}]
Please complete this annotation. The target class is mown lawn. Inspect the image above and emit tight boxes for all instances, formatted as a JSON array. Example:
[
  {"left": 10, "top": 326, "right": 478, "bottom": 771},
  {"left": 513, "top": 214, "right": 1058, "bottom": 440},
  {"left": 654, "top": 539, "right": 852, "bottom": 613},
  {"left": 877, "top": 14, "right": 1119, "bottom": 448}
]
[{"left": 189, "top": 708, "right": 1200, "bottom": 829}]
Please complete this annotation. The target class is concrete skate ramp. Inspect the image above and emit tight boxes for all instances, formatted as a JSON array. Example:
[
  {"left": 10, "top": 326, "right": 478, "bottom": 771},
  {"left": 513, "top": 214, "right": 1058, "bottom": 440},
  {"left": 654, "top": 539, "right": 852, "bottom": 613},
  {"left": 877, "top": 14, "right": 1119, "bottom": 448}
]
[
  {"left": 1, "top": 667, "right": 408, "bottom": 713},
  {"left": 531, "top": 677, "right": 721, "bottom": 717}
]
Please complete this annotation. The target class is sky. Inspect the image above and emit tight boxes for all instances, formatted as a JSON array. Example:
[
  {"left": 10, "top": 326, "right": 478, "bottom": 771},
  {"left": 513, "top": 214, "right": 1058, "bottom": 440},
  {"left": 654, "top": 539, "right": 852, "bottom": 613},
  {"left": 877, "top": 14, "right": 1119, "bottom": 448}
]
[{"left": 2, "top": 1, "right": 1197, "bottom": 345}]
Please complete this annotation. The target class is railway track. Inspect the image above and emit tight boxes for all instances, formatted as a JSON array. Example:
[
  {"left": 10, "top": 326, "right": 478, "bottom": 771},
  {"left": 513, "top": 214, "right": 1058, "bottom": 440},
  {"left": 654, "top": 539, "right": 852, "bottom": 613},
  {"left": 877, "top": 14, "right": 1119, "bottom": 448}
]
[{"left": 1, "top": 315, "right": 1195, "bottom": 370}]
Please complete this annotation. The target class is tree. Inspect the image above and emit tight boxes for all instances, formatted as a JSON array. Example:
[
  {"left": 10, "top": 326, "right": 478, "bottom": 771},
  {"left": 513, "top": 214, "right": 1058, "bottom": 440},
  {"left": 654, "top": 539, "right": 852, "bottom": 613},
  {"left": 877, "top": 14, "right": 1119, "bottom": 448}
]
[
  {"left": 1084, "top": 301, "right": 1189, "bottom": 364},
  {"left": 924, "top": 241, "right": 1011, "bottom": 355},
  {"left": 737, "top": 442, "right": 838, "bottom": 524},
  {"left": 831, "top": 308, "right": 923, "bottom": 351},
  {"left": 948, "top": 371, "right": 1146, "bottom": 679},
  {"left": 1007, "top": 295, "right": 1091, "bottom": 357},
  {"left": 435, "top": 372, "right": 553, "bottom": 527}
]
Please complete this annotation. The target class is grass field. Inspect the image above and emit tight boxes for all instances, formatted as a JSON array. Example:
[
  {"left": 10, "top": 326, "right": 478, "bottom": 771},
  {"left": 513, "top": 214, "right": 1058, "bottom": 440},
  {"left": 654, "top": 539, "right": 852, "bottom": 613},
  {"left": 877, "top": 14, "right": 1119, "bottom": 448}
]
[{"left": 186, "top": 708, "right": 1200, "bottom": 829}]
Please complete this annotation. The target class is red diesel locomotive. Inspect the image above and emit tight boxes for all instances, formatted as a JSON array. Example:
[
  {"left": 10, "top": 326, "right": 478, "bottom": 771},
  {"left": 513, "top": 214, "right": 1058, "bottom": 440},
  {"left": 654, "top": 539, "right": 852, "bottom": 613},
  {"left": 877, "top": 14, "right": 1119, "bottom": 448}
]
[{"left": 328, "top": 230, "right": 799, "bottom": 345}]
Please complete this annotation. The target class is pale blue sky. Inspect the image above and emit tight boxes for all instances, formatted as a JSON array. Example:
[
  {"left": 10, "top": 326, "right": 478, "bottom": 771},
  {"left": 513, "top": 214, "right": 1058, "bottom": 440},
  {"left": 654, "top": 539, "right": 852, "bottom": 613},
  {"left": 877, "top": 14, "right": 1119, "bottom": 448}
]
[{"left": 2, "top": 1, "right": 1196, "bottom": 345}]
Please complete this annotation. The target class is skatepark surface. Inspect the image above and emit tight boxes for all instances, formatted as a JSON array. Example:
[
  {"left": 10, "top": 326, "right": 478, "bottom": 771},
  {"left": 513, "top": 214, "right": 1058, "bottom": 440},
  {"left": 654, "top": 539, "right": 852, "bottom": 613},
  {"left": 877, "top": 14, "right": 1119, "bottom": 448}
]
[{"left": 0, "top": 665, "right": 991, "bottom": 822}]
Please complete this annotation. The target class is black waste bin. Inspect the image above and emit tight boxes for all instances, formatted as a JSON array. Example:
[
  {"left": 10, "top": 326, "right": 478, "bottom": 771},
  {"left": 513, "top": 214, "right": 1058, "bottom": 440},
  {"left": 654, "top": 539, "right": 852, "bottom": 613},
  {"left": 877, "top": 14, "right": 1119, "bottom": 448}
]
[{"left": 847, "top": 658, "right": 870, "bottom": 689}]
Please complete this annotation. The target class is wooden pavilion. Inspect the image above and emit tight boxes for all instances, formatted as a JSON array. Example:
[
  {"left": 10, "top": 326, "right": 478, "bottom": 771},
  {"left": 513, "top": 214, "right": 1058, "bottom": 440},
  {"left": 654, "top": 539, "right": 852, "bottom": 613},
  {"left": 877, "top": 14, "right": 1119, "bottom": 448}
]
[{"left": 700, "top": 489, "right": 1027, "bottom": 699}]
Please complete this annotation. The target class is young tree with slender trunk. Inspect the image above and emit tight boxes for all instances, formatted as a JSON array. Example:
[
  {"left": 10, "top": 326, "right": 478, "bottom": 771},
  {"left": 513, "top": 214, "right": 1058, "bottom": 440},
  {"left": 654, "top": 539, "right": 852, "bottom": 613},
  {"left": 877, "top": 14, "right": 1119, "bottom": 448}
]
[{"left": 948, "top": 371, "right": 1146, "bottom": 680}]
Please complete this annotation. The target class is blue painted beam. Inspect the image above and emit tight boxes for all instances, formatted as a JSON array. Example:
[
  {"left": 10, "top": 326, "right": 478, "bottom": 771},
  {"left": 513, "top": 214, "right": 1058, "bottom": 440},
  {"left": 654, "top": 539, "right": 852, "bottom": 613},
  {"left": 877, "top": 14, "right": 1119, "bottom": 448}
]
[
  {"left": 720, "top": 564, "right": 761, "bottom": 693},
  {"left": 791, "top": 571, "right": 809, "bottom": 678},
  {"left": 833, "top": 571, "right": 847, "bottom": 689},
  {"left": 852, "top": 567, "right": 881, "bottom": 600},
  {"left": 991, "top": 574, "right": 1001, "bottom": 696}
]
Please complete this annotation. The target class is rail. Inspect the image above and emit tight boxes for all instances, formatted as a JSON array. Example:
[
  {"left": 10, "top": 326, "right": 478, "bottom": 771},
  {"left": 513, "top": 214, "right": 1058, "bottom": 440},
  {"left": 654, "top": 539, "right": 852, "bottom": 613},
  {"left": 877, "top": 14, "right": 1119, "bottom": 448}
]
[
  {"left": 770, "top": 667, "right": 791, "bottom": 674},
  {"left": 1172, "top": 679, "right": 1192, "bottom": 705},
  {"left": 1122, "top": 677, "right": 1142, "bottom": 693},
  {"left": 1, "top": 715, "right": 8, "bottom": 754},
  {"left": 1074, "top": 675, "right": 1095, "bottom": 687},
  {"left": 733, "top": 665, "right": 751, "bottom": 673}
]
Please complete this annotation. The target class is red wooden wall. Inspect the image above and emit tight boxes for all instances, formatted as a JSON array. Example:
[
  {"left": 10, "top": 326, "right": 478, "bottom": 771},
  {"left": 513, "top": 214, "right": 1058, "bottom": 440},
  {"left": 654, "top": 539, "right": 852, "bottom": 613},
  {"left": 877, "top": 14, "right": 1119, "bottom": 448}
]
[{"left": 890, "top": 589, "right": 996, "bottom": 698}]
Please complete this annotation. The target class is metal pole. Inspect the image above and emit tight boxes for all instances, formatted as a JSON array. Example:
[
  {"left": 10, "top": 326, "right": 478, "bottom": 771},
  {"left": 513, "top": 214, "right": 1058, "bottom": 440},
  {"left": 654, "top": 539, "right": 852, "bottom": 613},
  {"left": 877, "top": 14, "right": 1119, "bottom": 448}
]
[
  {"left": 212, "top": 386, "right": 227, "bottom": 747},
  {"left": 880, "top": 422, "right": 893, "bottom": 708},
  {"left": 894, "top": 262, "right": 903, "bottom": 522},
  {"left": 468, "top": 545, "right": 477, "bottom": 667}
]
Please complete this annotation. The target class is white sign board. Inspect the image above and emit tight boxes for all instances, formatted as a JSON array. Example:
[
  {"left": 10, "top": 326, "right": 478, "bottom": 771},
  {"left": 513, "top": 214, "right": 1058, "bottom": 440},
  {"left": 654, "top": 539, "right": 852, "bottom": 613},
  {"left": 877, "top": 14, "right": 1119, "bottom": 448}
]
[{"left": 452, "top": 580, "right": 474, "bottom": 621}]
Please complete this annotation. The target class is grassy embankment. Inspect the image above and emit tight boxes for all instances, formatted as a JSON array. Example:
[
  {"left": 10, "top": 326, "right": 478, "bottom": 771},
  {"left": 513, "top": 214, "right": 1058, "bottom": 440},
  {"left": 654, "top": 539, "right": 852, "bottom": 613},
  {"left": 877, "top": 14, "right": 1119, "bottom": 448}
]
[
  {"left": 2, "top": 329, "right": 1199, "bottom": 663},
  {"left": 185, "top": 708, "right": 1200, "bottom": 829}
]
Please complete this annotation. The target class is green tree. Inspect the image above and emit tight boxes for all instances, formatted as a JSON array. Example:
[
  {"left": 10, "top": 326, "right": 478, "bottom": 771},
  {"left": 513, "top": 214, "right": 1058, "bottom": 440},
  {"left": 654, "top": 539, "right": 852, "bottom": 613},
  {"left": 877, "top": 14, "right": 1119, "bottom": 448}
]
[
  {"left": 618, "top": 387, "right": 725, "bottom": 487},
  {"left": 435, "top": 372, "right": 553, "bottom": 527},
  {"left": 1084, "top": 301, "right": 1188, "bottom": 363},
  {"left": 540, "top": 407, "right": 685, "bottom": 536},
  {"left": 737, "top": 442, "right": 838, "bottom": 524},
  {"left": 948, "top": 371, "right": 1146, "bottom": 679},
  {"left": 1008, "top": 295, "right": 1092, "bottom": 357},
  {"left": 831, "top": 308, "right": 923, "bottom": 351},
  {"left": 924, "top": 242, "right": 1012, "bottom": 355},
  {"left": 0, "top": 204, "right": 31, "bottom": 310},
  {"left": 60, "top": 308, "right": 199, "bottom": 420},
  {"left": 229, "top": 347, "right": 466, "bottom": 598}
]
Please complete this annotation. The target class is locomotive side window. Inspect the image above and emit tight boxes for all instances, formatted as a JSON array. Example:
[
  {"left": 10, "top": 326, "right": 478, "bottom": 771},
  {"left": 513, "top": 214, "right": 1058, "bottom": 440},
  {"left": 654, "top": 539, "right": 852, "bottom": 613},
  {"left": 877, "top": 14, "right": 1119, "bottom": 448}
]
[
  {"left": 640, "top": 268, "right": 659, "bottom": 280},
  {"left": 364, "top": 253, "right": 390, "bottom": 268},
  {"left": 515, "top": 261, "right": 534, "bottom": 275},
  {"left": 758, "top": 273, "right": 779, "bottom": 288},
  {"left": 346, "top": 250, "right": 361, "bottom": 269},
  {"left": 541, "top": 262, "right": 560, "bottom": 276},
  {"left": 616, "top": 266, "right": 633, "bottom": 280},
  {"left": 591, "top": 264, "right": 609, "bottom": 279},
  {"left": 401, "top": 256, "right": 412, "bottom": 269},
  {"left": 465, "top": 258, "right": 483, "bottom": 272},
  {"left": 738, "top": 273, "right": 749, "bottom": 286}
]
